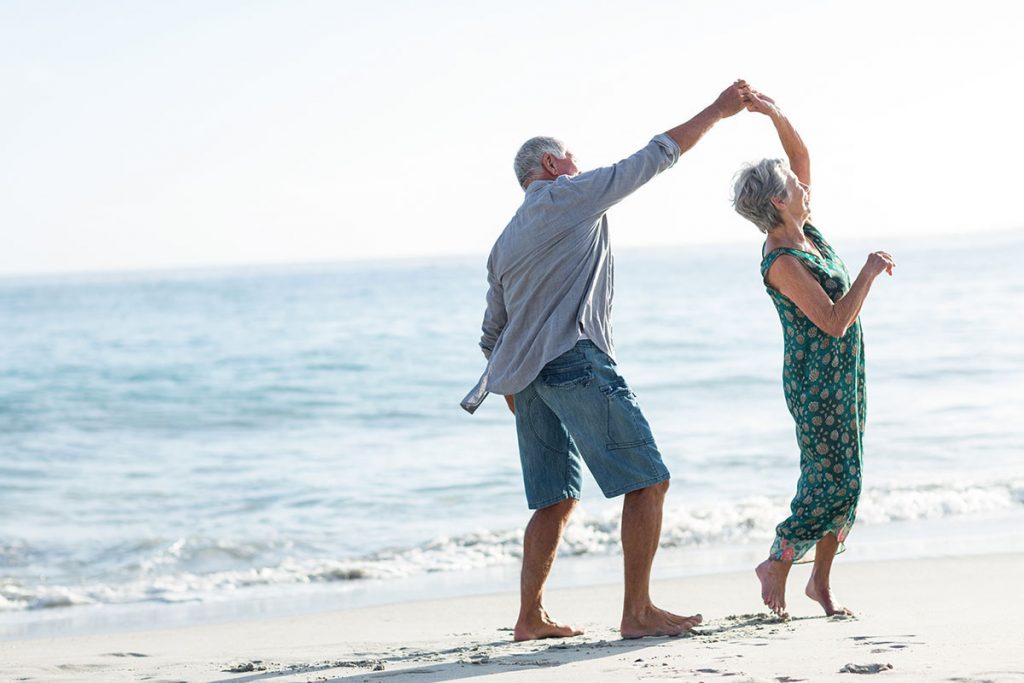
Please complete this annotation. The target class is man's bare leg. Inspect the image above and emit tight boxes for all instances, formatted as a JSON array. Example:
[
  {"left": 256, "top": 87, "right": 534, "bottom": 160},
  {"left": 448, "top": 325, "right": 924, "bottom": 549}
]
[
  {"left": 619, "top": 480, "right": 702, "bottom": 639},
  {"left": 755, "top": 557, "right": 792, "bottom": 618},
  {"left": 805, "top": 532, "right": 853, "bottom": 616},
  {"left": 514, "top": 498, "right": 584, "bottom": 641}
]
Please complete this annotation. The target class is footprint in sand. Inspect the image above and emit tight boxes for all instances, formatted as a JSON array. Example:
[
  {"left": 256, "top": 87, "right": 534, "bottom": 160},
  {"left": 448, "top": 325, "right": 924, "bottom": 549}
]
[
  {"left": 850, "top": 634, "right": 921, "bottom": 654},
  {"left": 223, "top": 661, "right": 268, "bottom": 673},
  {"left": 56, "top": 664, "right": 109, "bottom": 672},
  {"left": 839, "top": 662, "right": 894, "bottom": 674}
]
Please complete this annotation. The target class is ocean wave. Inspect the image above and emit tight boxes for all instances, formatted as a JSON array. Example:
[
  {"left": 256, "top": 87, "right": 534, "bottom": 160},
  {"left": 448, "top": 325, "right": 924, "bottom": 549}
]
[
  {"left": 857, "top": 480, "right": 1024, "bottom": 523},
  {"left": 1, "top": 478, "right": 1021, "bottom": 613}
]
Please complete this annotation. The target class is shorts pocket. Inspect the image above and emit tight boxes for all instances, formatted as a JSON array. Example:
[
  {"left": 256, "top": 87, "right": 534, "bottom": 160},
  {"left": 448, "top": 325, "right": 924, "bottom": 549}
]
[
  {"left": 540, "top": 362, "right": 593, "bottom": 389},
  {"left": 600, "top": 378, "right": 655, "bottom": 450}
]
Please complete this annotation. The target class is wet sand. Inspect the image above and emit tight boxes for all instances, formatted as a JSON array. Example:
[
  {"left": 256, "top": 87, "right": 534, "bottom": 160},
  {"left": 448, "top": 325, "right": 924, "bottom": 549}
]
[{"left": 3, "top": 552, "right": 1023, "bottom": 682}]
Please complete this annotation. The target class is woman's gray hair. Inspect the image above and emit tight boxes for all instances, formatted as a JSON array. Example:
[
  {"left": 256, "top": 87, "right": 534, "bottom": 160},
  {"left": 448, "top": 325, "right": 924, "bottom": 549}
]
[
  {"left": 513, "top": 136, "right": 567, "bottom": 190},
  {"left": 732, "top": 158, "right": 790, "bottom": 233}
]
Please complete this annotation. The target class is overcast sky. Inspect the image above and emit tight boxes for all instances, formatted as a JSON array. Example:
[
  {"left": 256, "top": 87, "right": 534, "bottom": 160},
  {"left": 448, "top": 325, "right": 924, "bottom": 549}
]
[{"left": 2, "top": 0, "right": 1021, "bottom": 276}]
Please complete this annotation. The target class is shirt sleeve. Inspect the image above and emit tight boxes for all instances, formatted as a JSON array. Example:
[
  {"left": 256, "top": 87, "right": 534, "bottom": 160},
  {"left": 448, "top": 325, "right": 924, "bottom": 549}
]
[
  {"left": 479, "top": 252, "right": 506, "bottom": 359},
  {"left": 553, "top": 134, "right": 681, "bottom": 222}
]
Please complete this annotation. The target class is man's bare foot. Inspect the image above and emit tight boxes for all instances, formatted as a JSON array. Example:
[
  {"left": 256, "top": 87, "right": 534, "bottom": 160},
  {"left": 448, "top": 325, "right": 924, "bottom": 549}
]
[
  {"left": 756, "top": 559, "right": 790, "bottom": 618},
  {"left": 806, "top": 579, "right": 853, "bottom": 617},
  {"left": 513, "top": 608, "right": 583, "bottom": 641},
  {"left": 620, "top": 604, "right": 702, "bottom": 639}
]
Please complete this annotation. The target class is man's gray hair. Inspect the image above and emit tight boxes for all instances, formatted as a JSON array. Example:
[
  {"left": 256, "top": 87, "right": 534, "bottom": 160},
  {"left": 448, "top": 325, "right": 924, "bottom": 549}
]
[
  {"left": 732, "top": 158, "right": 790, "bottom": 234},
  {"left": 513, "top": 136, "right": 567, "bottom": 190}
]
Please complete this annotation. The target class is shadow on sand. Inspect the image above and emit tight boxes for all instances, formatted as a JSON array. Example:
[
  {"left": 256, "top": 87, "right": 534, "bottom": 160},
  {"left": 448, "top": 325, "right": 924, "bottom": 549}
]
[
  {"left": 208, "top": 613, "right": 806, "bottom": 683},
  {"left": 210, "top": 634, "right": 680, "bottom": 683}
]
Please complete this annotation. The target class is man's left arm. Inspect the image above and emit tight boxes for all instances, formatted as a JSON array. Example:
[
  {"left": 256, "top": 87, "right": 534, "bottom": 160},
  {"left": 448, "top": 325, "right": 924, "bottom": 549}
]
[
  {"left": 479, "top": 253, "right": 506, "bottom": 360},
  {"left": 481, "top": 256, "right": 517, "bottom": 415}
]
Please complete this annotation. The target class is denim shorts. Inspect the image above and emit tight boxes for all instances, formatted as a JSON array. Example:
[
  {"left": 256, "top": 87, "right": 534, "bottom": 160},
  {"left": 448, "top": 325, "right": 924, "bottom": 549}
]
[{"left": 514, "top": 340, "right": 670, "bottom": 509}]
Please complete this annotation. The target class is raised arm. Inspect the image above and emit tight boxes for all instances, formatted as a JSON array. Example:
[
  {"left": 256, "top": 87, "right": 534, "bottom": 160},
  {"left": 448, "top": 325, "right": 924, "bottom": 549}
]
[
  {"left": 664, "top": 79, "right": 751, "bottom": 154},
  {"left": 767, "top": 251, "right": 895, "bottom": 338},
  {"left": 746, "top": 92, "right": 810, "bottom": 190},
  {"left": 558, "top": 80, "right": 752, "bottom": 220}
]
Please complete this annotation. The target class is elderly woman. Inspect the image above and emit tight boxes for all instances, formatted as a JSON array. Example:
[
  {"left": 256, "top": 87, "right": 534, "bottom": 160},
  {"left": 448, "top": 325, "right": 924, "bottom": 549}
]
[{"left": 732, "top": 92, "right": 894, "bottom": 618}]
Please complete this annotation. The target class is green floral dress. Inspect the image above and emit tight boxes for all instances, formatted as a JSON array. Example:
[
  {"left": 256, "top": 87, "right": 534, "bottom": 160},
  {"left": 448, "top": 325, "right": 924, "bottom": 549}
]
[{"left": 760, "top": 224, "right": 865, "bottom": 563}]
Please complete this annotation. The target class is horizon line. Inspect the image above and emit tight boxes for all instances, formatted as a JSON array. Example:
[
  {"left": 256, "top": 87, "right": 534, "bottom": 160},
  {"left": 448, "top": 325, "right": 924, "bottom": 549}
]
[{"left": 3, "top": 225, "right": 1021, "bottom": 283}]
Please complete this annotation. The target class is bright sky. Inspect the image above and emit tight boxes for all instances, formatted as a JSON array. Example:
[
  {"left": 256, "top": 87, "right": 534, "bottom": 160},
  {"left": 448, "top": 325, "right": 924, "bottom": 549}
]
[{"left": 3, "top": 0, "right": 1021, "bottom": 276}]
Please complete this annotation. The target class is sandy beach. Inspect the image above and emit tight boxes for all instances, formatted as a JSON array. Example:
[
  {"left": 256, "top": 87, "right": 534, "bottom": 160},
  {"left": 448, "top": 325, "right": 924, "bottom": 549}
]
[{"left": 3, "top": 552, "right": 1022, "bottom": 682}]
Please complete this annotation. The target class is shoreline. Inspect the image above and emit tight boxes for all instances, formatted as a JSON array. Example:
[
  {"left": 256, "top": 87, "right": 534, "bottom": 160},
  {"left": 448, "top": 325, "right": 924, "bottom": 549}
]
[
  {"left": 3, "top": 552, "right": 1023, "bottom": 682},
  {"left": 5, "top": 508, "right": 1022, "bottom": 644},
  {"left": 4, "top": 507, "right": 1019, "bottom": 647}
]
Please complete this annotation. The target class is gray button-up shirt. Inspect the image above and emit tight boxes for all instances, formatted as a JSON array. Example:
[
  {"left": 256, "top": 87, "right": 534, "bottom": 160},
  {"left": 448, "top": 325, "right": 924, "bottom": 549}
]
[{"left": 461, "top": 134, "right": 681, "bottom": 413}]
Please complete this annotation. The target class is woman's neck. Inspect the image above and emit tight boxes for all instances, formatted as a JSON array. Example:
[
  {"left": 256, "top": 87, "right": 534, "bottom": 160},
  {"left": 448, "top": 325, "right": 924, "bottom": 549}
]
[{"left": 767, "top": 218, "right": 808, "bottom": 249}]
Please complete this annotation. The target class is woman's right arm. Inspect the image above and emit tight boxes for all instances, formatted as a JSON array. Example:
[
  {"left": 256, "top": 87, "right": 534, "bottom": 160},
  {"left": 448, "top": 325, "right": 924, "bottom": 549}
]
[{"left": 767, "top": 252, "right": 895, "bottom": 338}]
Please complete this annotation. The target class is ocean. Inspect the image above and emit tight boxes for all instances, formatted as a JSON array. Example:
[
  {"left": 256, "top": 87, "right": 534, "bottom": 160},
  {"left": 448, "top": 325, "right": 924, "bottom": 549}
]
[{"left": 1, "top": 230, "right": 1022, "bottom": 639}]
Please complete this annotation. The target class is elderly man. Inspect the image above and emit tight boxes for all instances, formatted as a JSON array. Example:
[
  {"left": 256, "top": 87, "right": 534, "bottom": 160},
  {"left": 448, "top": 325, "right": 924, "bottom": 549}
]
[{"left": 462, "top": 80, "right": 751, "bottom": 640}]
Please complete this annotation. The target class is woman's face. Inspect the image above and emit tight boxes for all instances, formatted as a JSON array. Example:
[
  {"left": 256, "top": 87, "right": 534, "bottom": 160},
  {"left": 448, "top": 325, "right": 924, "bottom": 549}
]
[{"left": 779, "top": 172, "right": 810, "bottom": 222}]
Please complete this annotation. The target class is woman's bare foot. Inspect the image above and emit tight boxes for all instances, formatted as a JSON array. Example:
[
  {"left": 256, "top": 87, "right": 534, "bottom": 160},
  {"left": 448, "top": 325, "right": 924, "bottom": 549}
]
[
  {"left": 620, "top": 604, "right": 702, "bottom": 639},
  {"left": 806, "top": 579, "right": 853, "bottom": 616},
  {"left": 756, "top": 559, "right": 791, "bottom": 618},
  {"left": 513, "top": 608, "right": 583, "bottom": 641}
]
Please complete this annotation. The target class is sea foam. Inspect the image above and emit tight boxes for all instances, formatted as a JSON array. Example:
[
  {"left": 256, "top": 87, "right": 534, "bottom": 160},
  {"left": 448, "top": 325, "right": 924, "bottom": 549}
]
[{"left": 1, "top": 477, "right": 1019, "bottom": 613}]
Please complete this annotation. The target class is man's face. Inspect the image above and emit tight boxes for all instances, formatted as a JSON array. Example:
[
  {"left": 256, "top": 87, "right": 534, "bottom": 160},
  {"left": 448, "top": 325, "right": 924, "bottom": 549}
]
[{"left": 548, "top": 151, "right": 579, "bottom": 178}]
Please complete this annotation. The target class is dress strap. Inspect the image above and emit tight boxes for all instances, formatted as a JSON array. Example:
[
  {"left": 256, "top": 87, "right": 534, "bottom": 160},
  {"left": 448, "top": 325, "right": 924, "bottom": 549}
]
[
  {"left": 804, "top": 223, "right": 835, "bottom": 258},
  {"left": 760, "top": 248, "right": 817, "bottom": 287}
]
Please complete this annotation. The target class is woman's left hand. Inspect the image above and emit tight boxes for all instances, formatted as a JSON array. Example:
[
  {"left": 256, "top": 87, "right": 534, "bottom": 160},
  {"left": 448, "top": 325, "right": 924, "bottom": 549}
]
[{"left": 746, "top": 91, "right": 778, "bottom": 116}]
